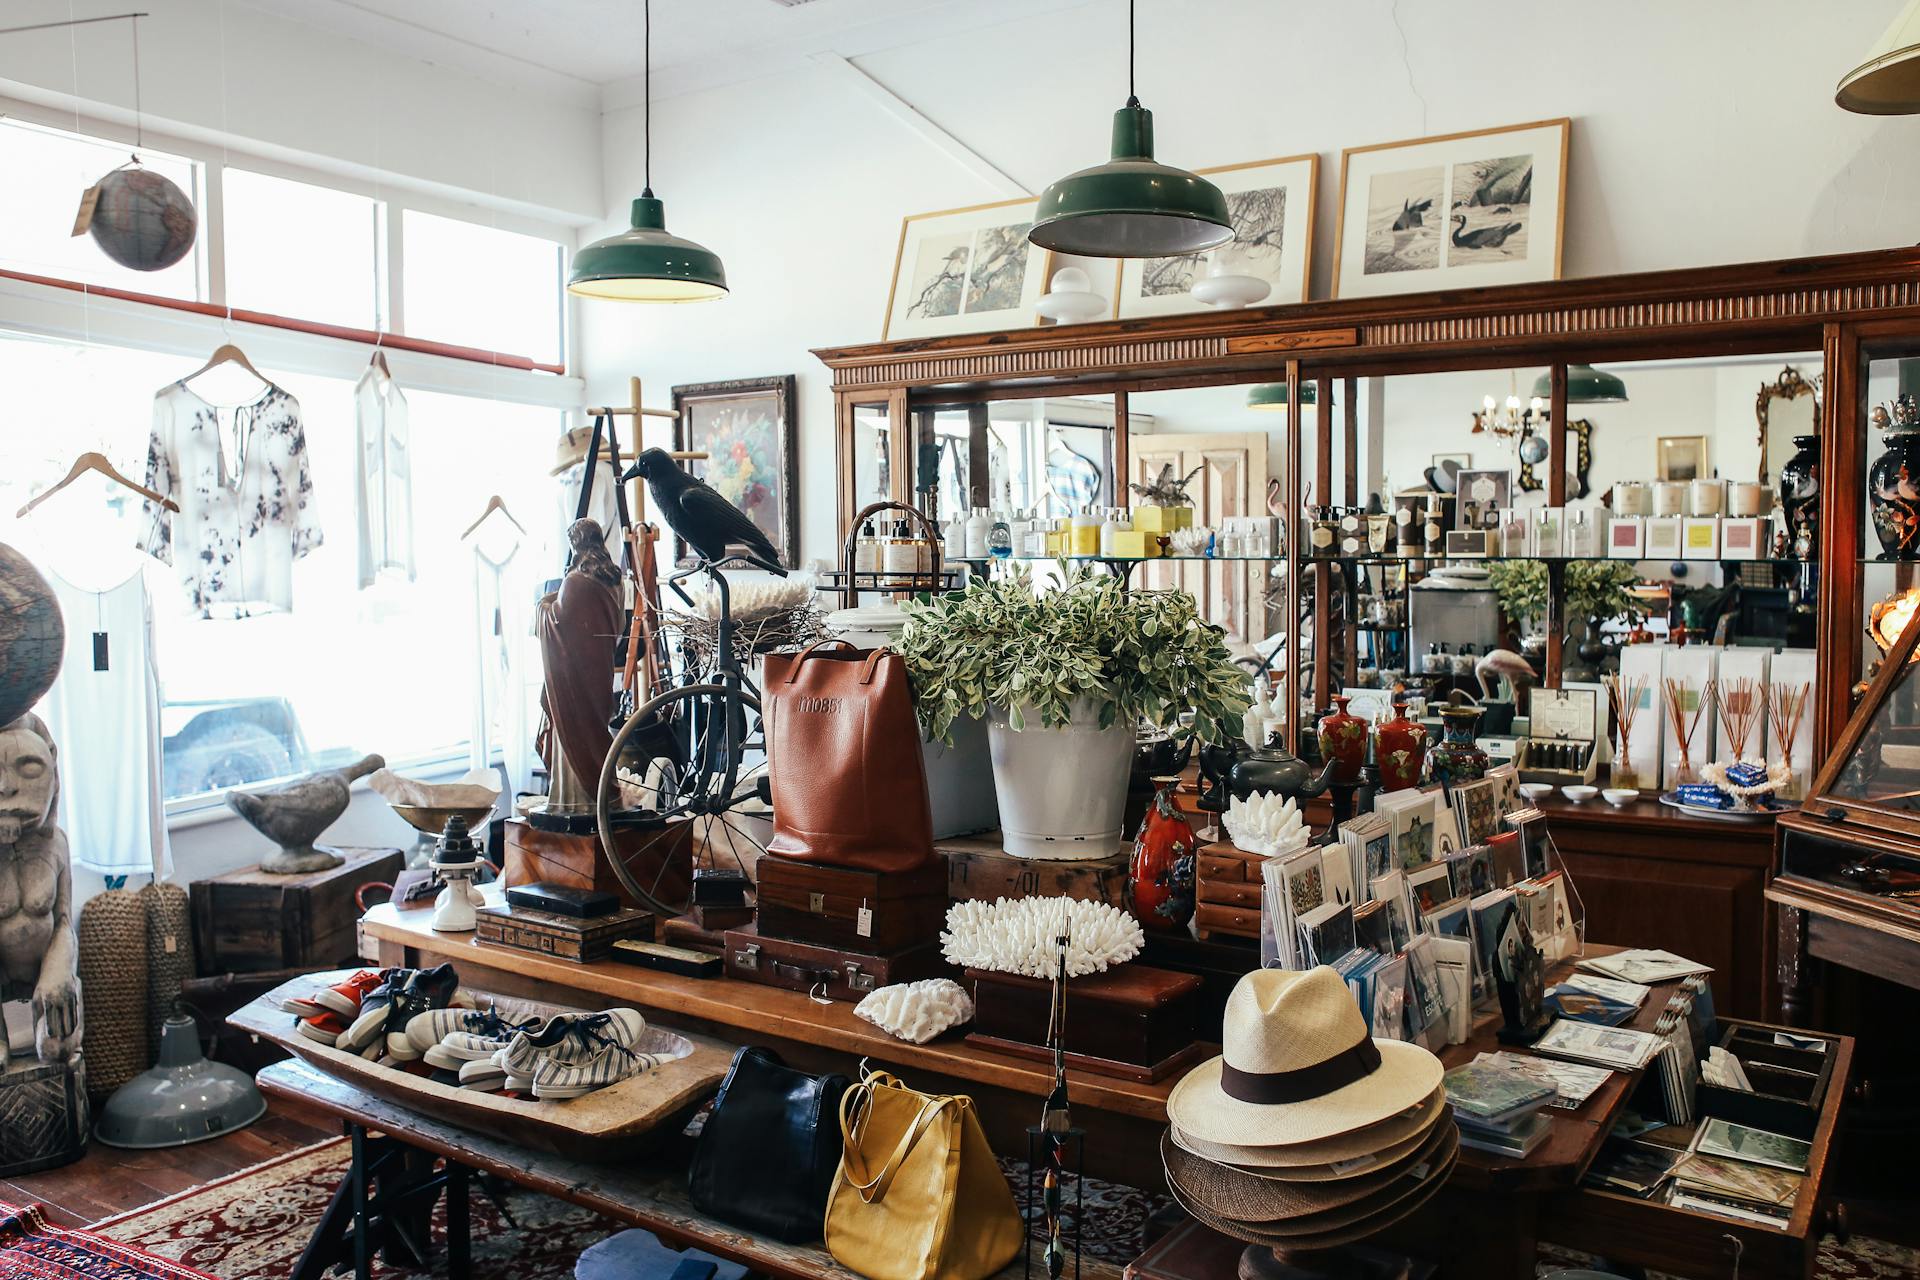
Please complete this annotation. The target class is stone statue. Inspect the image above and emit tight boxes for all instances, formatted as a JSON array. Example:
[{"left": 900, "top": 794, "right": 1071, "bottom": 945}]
[
  {"left": 0, "top": 713, "right": 80, "bottom": 1068},
  {"left": 535, "top": 518, "right": 623, "bottom": 817},
  {"left": 227, "top": 752, "right": 386, "bottom": 873}
]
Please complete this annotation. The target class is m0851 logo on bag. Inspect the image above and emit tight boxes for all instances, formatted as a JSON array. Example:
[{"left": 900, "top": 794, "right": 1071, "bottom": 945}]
[{"left": 796, "top": 696, "right": 843, "bottom": 715}]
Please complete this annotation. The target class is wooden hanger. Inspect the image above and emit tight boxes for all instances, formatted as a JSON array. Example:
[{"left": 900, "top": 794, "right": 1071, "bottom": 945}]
[
  {"left": 17, "top": 451, "right": 179, "bottom": 519},
  {"left": 462, "top": 495, "right": 525, "bottom": 539},
  {"left": 180, "top": 342, "right": 270, "bottom": 389}
]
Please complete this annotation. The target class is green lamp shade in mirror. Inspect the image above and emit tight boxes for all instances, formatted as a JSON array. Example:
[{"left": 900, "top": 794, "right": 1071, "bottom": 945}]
[
  {"left": 1246, "top": 381, "right": 1318, "bottom": 410},
  {"left": 1837, "top": 0, "right": 1920, "bottom": 113},
  {"left": 1531, "top": 363, "right": 1628, "bottom": 404},
  {"left": 568, "top": 196, "right": 728, "bottom": 303},
  {"left": 1029, "top": 104, "right": 1232, "bottom": 258}
]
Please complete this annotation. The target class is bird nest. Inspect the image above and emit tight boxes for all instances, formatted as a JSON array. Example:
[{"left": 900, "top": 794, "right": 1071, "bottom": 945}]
[{"left": 658, "top": 602, "right": 829, "bottom": 667}]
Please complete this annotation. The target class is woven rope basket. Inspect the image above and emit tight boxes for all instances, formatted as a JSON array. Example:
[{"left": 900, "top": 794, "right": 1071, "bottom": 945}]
[
  {"left": 77, "top": 888, "right": 150, "bottom": 1100},
  {"left": 141, "top": 882, "right": 194, "bottom": 1049}
]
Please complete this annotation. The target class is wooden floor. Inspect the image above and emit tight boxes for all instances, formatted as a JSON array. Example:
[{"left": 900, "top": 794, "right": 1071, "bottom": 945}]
[{"left": 2, "top": 1098, "right": 337, "bottom": 1227}]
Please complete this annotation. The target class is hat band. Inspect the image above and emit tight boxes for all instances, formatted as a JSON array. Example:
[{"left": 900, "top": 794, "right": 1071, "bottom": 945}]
[{"left": 1219, "top": 1037, "right": 1382, "bottom": 1104}]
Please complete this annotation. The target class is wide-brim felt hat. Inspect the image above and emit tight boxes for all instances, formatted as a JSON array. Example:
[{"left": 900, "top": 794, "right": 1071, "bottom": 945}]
[
  {"left": 1162, "top": 1120, "right": 1456, "bottom": 1225},
  {"left": 1166, "top": 1145, "right": 1456, "bottom": 1250},
  {"left": 1169, "top": 1085, "right": 1447, "bottom": 1175},
  {"left": 1166, "top": 967, "right": 1444, "bottom": 1148}
]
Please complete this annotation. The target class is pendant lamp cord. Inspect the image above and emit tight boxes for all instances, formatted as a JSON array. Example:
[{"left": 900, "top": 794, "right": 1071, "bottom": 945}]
[
  {"left": 642, "top": 0, "right": 653, "bottom": 198},
  {"left": 1126, "top": 0, "right": 1137, "bottom": 107}
]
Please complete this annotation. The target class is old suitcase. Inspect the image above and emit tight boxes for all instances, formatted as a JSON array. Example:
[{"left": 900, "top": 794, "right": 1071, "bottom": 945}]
[
  {"left": 502, "top": 815, "right": 691, "bottom": 911},
  {"left": 938, "top": 835, "right": 1127, "bottom": 907},
  {"left": 190, "top": 846, "right": 404, "bottom": 975},
  {"left": 473, "top": 903, "right": 655, "bottom": 963},
  {"left": 965, "top": 963, "right": 1207, "bottom": 1082},
  {"left": 753, "top": 853, "right": 947, "bottom": 954},
  {"left": 722, "top": 924, "right": 949, "bottom": 1002}
]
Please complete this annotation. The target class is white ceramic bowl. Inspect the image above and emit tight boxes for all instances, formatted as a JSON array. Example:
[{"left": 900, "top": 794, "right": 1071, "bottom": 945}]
[
  {"left": 1518, "top": 782, "right": 1554, "bottom": 803},
  {"left": 1602, "top": 787, "right": 1639, "bottom": 807},
  {"left": 1561, "top": 785, "right": 1599, "bottom": 804}
]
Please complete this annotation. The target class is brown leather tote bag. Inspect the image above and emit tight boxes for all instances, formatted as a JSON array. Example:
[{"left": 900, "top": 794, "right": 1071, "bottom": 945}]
[{"left": 763, "top": 641, "right": 936, "bottom": 872}]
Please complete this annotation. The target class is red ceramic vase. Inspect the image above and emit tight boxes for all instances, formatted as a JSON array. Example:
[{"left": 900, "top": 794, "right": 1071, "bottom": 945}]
[
  {"left": 1128, "top": 776, "right": 1196, "bottom": 931},
  {"left": 1317, "top": 694, "right": 1368, "bottom": 785},
  {"left": 1375, "top": 697, "right": 1428, "bottom": 793}
]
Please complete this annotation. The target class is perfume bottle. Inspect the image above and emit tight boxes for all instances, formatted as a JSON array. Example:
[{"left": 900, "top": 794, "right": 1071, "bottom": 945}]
[{"left": 988, "top": 512, "right": 1013, "bottom": 559}]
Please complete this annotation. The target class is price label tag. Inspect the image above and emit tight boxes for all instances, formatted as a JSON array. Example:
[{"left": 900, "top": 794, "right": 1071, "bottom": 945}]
[
  {"left": 856, "top": 903, "right": 873, "bottom": 939},
  {"left": 163, "top": 933, "right": 177, "bottom": 954},
  {"left": 72, "top": 184, "right": 101, "bottom": 237}
]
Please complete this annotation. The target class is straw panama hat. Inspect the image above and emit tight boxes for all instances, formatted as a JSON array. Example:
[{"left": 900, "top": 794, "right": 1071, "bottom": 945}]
[
  {"left": 1161, "top": 1121, "right": 1456, "bottom": 1223},
  {"left": 1166, "top": 1149, "right": 1455, "bottom": 1251},
  {"left": 1170, "top": 1085, "right": 1447, "bottom": 1174},
  {"left": 1166, "top": 967, "right": 1444, "bottom": 1148}
]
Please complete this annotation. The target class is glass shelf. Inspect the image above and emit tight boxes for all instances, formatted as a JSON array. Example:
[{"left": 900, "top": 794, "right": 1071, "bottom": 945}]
[{"left": 950, "top": 554, "right": 1815, "bottom": 567}]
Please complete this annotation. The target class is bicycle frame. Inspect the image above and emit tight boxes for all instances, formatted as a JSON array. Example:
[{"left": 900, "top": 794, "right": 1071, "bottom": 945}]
[{"left": 658, "top": 556, "right": 768, "bottom": 815}]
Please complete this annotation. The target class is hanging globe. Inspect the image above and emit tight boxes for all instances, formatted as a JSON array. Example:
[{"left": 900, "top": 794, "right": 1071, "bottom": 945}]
[
  {"left": 89, "top": 165, "right": 198, "bottom": 272},
  {"left": 0, "top": 544, "right": 65, "bottom": 727},
  {"left": 1518, "top": 433, "right": 1550, "bottom": 465}
]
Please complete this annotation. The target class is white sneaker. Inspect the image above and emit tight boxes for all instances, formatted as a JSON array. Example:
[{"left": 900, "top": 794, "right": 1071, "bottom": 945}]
[
  {"left": 531, "top": 1042, "right": 666, "bottom": 1100},
  {"left": 496, "top": 1009, "right": 647, "bottom": 1079},
  {"left": 406, "top": 1005, "right": 542, "bottom": 1055}
]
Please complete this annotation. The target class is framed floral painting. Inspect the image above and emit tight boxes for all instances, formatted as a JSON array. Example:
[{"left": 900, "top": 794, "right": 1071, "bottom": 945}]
[{"left": 671, "top": 375, "right": 798, "bottom": 569}]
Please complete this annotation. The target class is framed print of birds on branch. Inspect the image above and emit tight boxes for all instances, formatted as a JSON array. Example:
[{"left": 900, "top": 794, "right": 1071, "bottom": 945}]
[
  {"left": 882, "top": 196, "right": 1049, "bottom": 340},
  {"left": 1333, "top": 118, "right": 1569, "bottom": 299},
  {"left": 670, "top": 375, "right": 799, "bottom": 570}
]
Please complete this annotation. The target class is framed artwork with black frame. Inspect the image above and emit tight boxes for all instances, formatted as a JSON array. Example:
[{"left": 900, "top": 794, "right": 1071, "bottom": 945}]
[{"left": 671, "top": 375, "right": 800, "bottom": 570}]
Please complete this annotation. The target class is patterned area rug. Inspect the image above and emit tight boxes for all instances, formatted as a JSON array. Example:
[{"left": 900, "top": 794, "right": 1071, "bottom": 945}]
[{"left": 0, "top": 1201, "right": 222, "bottom": 1279}]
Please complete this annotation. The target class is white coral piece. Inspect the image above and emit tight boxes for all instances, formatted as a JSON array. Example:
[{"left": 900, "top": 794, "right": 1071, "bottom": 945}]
[
  {"left": 1222, "top": 790, "right": 1310, "bottom": 857},
  {"left": 940, "top": 896, "right": 1145, "bottom": 979},
  {"left": 855, "top": 979, "right": 974, "bottom": 1044}
]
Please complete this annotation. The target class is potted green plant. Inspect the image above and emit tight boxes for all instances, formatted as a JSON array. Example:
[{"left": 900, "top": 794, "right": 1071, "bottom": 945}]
[
  {"left": 1488, "top": 560, "right": 1643, "bottom": 635},
  {"left": 896, "top": 565, "right": 1248, "bottom": 859}
]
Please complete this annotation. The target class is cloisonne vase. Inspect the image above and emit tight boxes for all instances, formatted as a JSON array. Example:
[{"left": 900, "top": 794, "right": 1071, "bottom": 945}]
[
  {"left": 1777, "top": 434, "right": 1820, "bottom": 550},
  {"left": 1869, "top": 396, "right": 1920, "bottom": 559},
  {"left": 1317, "top": 694, "right": 1368, "bottom": 785},
  {"left": 1375, "top": 697, "right": 1428, "bottom": 793},
  {"left": 1127, "top": 776, "right": 1197, "bottom": 931},
  {"left": 1426, "top": 703, "right": 1489, "bottom": 788}
]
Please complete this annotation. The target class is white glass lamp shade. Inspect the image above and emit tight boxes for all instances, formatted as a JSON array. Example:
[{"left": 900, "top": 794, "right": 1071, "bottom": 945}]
[
  {"left": 1035, "top": 266, "right": 1111, "bottom": 324},
  {"left": 1189, "top": 257, "right": 1271, "bottom": 309}
]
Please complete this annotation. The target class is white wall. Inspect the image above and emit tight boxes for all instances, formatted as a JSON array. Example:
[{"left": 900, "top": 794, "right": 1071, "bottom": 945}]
[
  {"left": 576, "top": 0, "right": 1919, "bottom": 565},
  {"left": 0, "top": 0, "right": 602, "bottom": 224}
]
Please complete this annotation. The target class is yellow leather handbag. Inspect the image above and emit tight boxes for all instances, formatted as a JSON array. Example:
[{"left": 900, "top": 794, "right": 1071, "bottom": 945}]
[{"left": 824, "top": 1070, "right": 1024, "bottom": 1280}]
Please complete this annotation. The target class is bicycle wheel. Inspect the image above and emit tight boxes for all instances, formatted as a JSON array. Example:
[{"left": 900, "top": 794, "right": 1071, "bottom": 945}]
[{"left": 595, "top": 682, "right": 771, "bottom": 918}]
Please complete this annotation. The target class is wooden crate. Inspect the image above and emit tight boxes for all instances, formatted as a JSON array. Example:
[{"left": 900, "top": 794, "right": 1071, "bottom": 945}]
[
  {"left": 190, "top": 846, "right": 403, "bottom": 975},
  {"left": 937, "top": 833, "right": 1127, "bottom": 907},
  {"left": 1194, "top": 840, "right": 1267, "bottom": 942}
]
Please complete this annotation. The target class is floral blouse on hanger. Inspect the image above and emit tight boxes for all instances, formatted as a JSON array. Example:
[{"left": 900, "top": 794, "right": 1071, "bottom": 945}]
[{"left": 140, "top": 380, "right": 323, "bottom": 618}]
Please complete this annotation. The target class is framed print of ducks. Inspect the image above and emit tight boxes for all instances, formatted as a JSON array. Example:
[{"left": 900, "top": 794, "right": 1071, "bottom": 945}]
[{"left": 1333, "top": 119, "right": 1569, "bottom": 298}]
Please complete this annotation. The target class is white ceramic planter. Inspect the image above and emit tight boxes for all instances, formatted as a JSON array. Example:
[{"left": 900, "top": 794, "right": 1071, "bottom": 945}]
[{"left": 987, "top": 698, "right": 1132, "bottom": 860}]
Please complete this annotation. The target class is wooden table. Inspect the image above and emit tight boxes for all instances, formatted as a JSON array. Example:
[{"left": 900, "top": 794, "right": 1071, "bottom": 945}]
[{"left": 256, "top": 1057, "right": 1125, "bottom": 1280}]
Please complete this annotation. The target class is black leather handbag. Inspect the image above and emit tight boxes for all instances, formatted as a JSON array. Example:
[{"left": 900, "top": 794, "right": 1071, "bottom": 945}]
[{"left": 689, "top": 1046, "right": 853, "bottom": 1243}]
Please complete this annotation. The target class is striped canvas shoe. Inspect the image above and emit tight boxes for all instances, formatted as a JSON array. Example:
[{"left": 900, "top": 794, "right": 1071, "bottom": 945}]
[
  {"left": 531, "top": 1042, "right": 667, "bottom": 1100},
  {"left": 457, "top": 1057, "right": 508, "bottom": 1092},
  {"left": 407, "top": 1004, "right": 542, "bottom": 1057},
  {"left": 495, "top": 1009, "right": 648, "bottom": 1080}
]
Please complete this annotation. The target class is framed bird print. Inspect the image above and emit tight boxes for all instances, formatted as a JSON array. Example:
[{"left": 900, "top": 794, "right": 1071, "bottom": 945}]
[
  {"left": 1332, "top": 119, "right": 1569, "bottom": 299},
  {"left": 1117, "top": 153, "right": 1318, "bottom": 319},
  {"left": 882, "top": 197, "right": 1047, "bottom": 340},
  {"left": 671, "top": 375, "right": 798, "bottom": 570}
]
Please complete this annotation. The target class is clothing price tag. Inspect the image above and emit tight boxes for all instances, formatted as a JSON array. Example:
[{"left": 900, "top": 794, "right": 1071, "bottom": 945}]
[
  {"left": 92, "top": 632, "right": 110, "bottom": 672},
  {"left": 72, "top": 184, "right": 101, "bottom": 236},
  {"left": 163, "top": 933, "right": 176, "bottom": 954},
  {"left": 856, "top": 902, "right": 873, "bottom": 939}
]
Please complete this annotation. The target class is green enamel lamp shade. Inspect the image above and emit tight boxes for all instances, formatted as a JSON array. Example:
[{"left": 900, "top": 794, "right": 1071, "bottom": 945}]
[
  {"left": 1029, "top": 103, "right": 1232, "bottom": 258},
  {"left": 569, "top": 195, "right": 727, "bottom": 302},
  {"left": 1529, "top": 363, "right": 1628, "bottom": 404},
  {"left": 1246, "top": 381, "right": 1319, "bottom": 410}
]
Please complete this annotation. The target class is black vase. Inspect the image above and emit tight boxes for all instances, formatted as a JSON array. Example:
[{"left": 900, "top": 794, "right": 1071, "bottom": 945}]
[
  {"left": 1777, "top": 434, "right": 1820, "bottom": 544},
  {"left": 1870, "top": 429, "right": 1920, "bottom": 559}
]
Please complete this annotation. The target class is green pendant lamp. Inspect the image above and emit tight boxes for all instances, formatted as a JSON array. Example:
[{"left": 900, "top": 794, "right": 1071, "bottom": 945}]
[
  {"left": 1029, "top": 0, "right": 1231, "bottom": 258},
  {"left": 568, "top": 0, "right": 727, "bottom": 302},
  {"left": 1530, "top": 363, "right": 1628, "bottom": 403},
  {"left": 1246, "top": 381, "right": 1318, "bottom": 410}
]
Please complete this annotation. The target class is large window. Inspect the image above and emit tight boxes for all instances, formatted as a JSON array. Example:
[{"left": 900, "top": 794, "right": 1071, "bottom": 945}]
[
  {"left": 0, "top": 118, "right": 203, "bottom": 300},
  {"left": 223, "top": 168, "right": 383, "bottom": 329},
  {"left": 402, "top": 209, "right": 564, "bottom": 366}
]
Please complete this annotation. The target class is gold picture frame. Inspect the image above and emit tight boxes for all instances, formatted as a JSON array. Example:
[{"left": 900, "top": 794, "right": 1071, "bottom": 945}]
[
  {"left": 1115, "top": 152, "right": 1319, "bottom": 318},
  {"left": 1333, "top": 118, "right": 1570, "bottom": 299},
  {"left": 1657, "top": 435, "right": 1710, "bottom": 482},
  {"left": 881, "top": 196, "right": 1050, "bottom": 340}
]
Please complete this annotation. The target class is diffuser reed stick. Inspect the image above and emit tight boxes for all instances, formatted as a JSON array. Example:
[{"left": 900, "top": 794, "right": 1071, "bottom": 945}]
[
  {"left": 1717, "top": 677, "right": 1762, "bottom": 761},
  {"left": 1663, "top": 676, "right": 1715, "bottom": 786},
  {"left": 1605, "top": 672, "right": 1651, "bottom": 789},
  {"left": 1768, "top": 680, "right": 1812, "bottom": 797}
]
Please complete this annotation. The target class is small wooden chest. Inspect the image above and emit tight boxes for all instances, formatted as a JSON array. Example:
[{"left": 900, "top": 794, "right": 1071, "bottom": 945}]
[
  {"left": 938, "top": 834, "right": 1127, "bottom": 907},
  {"left": 723, "top": 924, "right": 950, "bottom": 1002},
  {"left": 754, "top": 853, "right": 947, "bottom": 954},
  {"left": 190, "top": 846, "right": 404, "bottom": 975},
  {"left": 473, "top": 903, "right": 656, "bottom": 963},
  {"left": 966, "top": 963, "right": 1207, "bottom": 1082},
  {"left": 502, "top": 815, "right": 691, "bottom": 911}
]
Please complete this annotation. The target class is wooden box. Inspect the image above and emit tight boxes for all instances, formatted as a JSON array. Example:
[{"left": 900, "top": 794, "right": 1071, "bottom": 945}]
[
  {"left": 473, "top": 903, "right": 655, "bottom": 964},
  {"left": 965, "top": 963, "right": 1207, "bottom": 1082},
  {"left": 1694, "top": 1018, "right": 1838, "bottom": 1141},
  {"left": 754, "top": 853, "right": 947, "bottom": 954},
  {"left": 938, "top": 834, "right": 1127, "bottom": 907},
  {"left": 502, "top": 815, "right": 690, "bottom": 912},
  {"left": 190, "top": 845, "right": 404, "bottom": 975},
  {"left": 0, "top": 1058, "right": 87, "bottom": 1177},
  {"left": 723, "top": 924, "right": 949, "bottom": 1002}
]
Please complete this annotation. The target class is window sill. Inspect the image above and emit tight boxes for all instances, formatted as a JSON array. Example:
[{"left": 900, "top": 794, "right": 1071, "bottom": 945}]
[{"left": 164, "top": 749, "right": 478, "bottom": 832}]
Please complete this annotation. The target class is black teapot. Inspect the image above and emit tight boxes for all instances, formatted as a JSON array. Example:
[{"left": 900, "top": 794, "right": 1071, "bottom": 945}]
[
  {"left": 1229, "top": 732, "right": 1338, "bottom": 804},
  {"left": 1197, "top": 738, "right": 1250, "bottom": 813}
]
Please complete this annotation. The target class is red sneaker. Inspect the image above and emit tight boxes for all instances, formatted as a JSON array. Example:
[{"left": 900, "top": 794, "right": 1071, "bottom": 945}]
[
  {"left": 297, "top": 1011, "right": 348, "bottom": 1046},
  {"left": 286, "top": 970, "right": 387, "bottom": 1021}
]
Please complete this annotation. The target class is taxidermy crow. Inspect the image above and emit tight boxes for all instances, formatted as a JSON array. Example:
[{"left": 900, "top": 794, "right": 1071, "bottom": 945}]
[{"left": 623, "top": 447, "right": 787, "bottom": 575}]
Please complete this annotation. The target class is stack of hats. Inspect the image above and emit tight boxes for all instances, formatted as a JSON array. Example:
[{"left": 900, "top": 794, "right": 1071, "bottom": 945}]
[{"left": 1164, "top": 967, "right": 1456, "bottom": 1253}]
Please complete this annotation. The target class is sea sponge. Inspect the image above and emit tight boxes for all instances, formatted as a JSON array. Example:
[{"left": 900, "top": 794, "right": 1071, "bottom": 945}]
[
  {"left": 855, "top": 979, "right": 974, "bottom": 1044},
  {"left": 940, "top": 896, "right": 1145, "bottom": 979}
]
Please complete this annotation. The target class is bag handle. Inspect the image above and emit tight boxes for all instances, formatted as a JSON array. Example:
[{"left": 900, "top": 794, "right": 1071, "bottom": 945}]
[
  {"left": 780, "top": 638, "right": 857, "bottom": 684},
  {"left": 571, "top": 412, "right": 633, "bottom": 572},
  {"left": 837, "top": 1075, "right": 957, "bottom": 1205}
]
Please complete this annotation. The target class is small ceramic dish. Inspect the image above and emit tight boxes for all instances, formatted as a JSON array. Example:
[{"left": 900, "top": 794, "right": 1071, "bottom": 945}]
[
  {"left": 1518, "top": 782, "right": 1554, "bottom": 802},
  {"left": 1601, "top": 788, "right": 1639, "bottom": 807},
  {"left": 1561, "top": 785, "right": 1599, "bottom": 804}
]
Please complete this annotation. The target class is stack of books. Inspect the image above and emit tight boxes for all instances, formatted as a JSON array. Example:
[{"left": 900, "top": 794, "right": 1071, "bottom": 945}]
[
  {"left": 1471, "top": 1050, "right": 1613, "bottom": 1112},
  {"left": 1666, "top": 1118, "right": 1811, "bottom": 1229},
  {"left": 1530, "top": 1019, "right": 1664, "bottom": 1071},
  {"left": 1442, "top": 1060, "right": 1557, "bottom": 1158}
]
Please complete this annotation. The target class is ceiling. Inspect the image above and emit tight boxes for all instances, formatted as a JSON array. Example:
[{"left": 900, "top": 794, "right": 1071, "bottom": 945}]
[{"left": 244, "top": 0, "right": 1087, "bottom": 103}]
